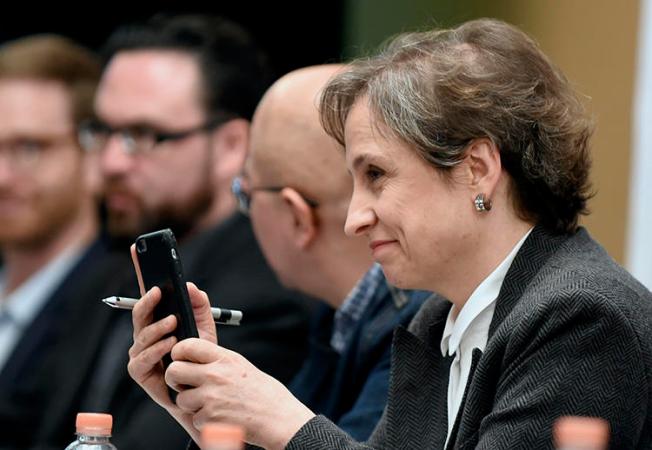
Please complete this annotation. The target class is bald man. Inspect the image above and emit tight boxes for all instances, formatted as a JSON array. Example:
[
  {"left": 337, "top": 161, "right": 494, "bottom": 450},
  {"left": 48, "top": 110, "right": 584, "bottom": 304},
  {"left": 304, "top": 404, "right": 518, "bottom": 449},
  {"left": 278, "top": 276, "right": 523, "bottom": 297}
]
[
  {"left": 238, "top": 64, "right": 371, "bottom": 306},
  {"left": 127, "top": 65, "right": 433, "bottom": 445}
]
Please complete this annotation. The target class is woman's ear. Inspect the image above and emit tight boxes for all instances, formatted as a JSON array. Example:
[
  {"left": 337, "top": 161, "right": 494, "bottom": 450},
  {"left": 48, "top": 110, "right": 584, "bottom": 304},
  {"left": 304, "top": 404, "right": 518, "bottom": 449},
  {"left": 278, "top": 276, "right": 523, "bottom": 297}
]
[
  {"left": 465, "top": 137, "right": 502, "bottom": 198},
  {"left": 280, "top": 187, "right": 318, "bottom": 249}
]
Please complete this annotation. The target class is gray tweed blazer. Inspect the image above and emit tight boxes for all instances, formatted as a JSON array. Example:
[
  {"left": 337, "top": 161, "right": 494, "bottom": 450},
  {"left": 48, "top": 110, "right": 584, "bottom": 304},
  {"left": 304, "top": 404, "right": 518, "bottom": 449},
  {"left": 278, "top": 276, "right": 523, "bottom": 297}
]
[{"left": 286, "top": 226, "right": 652, "bottom": 449}]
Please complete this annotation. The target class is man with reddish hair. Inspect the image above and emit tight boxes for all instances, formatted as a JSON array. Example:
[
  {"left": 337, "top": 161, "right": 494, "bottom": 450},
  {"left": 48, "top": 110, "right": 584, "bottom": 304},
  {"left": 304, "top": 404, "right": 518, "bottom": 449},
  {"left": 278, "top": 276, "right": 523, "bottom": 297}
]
[{"left": 0, "top": 34, "right": 128, "bottom": 448}]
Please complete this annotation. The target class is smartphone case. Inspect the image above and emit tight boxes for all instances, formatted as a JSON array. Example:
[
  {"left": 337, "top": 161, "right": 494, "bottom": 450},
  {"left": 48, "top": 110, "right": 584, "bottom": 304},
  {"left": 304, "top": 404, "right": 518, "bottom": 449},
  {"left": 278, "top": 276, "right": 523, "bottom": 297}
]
[{"left": 135, "top": 229, "right": 199, "bottom": 342}]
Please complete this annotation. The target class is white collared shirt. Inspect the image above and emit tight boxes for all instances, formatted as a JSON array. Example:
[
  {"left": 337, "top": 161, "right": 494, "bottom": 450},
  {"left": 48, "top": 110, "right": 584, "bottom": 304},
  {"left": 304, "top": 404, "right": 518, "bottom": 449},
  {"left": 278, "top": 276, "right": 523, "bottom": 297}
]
[
  {"left": 0, "top": 244, "right": 84, "bottom": 372},
  {"left": 440, "top": 228, "right": 532, "bottom": 444}
]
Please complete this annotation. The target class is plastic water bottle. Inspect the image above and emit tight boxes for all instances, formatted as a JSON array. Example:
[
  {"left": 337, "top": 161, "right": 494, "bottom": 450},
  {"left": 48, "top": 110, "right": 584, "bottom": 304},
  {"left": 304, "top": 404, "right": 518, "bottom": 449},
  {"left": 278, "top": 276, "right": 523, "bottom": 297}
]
[
  {"left": 554, "top": 416, "right": 609, "bottom": 450},
  {"left": 201, "top": 423, "right": 245, "bottom": 450},
  {"left": 64, "top": 413, "right": 117, "bottom": 449}
]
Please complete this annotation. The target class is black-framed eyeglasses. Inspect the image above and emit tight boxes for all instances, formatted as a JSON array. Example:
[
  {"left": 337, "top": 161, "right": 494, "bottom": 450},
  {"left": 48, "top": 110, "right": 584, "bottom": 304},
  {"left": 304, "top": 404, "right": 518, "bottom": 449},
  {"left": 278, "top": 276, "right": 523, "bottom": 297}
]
[
  {"left": 231, "top": 176, "right": 319, "bottom": 216},
  {"left": 78, "top": 115, "right": 232, "bottom": 155}
]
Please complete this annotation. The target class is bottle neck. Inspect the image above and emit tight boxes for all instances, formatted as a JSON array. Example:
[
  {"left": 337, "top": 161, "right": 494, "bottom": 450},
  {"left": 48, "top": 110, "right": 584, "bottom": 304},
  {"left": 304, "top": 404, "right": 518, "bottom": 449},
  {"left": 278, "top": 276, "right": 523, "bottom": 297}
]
[{"left": 78, "top": 434, "right": 112, "bottom": 443}]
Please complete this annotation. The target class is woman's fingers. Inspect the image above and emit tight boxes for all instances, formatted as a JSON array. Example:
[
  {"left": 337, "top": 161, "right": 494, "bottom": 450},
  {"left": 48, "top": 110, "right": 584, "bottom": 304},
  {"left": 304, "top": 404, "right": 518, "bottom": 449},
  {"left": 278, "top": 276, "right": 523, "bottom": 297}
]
[
  {"left": 171, "top": 338, "right": 220, "bottom": 364},
  {"left": 132, "top": 286, "right": 162, "bottom": 336},
  {"left": 166, "top": 341, "right": 230, "bottom": 402},
  {"left": 165, "top": 360, "right": 207, "bottom": 393},
  {"left": 130, "top": 312, "right": 176, "bottom": 358},
  {"left": 128, "top": 334, "right": 177, "bottom": 380},
  {"left": 186, "top": 282, "right": 218, "bottom": 344},
  {"left": 175, "top": 386, "right": 205, "bottom": 415}
]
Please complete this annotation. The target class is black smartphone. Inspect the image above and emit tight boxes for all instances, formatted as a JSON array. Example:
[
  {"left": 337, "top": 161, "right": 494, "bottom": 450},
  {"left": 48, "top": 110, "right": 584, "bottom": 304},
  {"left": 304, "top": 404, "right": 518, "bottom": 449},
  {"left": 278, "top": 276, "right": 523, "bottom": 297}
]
[{"left": 134, "top": 229, "right": 199, "bottom": 348}]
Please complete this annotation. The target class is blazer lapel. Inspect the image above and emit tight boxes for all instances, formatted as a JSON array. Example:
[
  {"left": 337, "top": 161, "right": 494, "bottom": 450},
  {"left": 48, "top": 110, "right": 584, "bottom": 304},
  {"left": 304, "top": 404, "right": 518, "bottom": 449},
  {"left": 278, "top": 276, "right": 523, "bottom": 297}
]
[
  {"left": 384, "top": 297, "right": 452, "bottom": 449},
  {"left": 447, "top": 348, "right": 483, "bottom": 449},
  {"left": 450, "top": 225, "right": 572, "bottom": 448},
  {"left": 490, "top": 225, "right": 569, "bottom": 336}
]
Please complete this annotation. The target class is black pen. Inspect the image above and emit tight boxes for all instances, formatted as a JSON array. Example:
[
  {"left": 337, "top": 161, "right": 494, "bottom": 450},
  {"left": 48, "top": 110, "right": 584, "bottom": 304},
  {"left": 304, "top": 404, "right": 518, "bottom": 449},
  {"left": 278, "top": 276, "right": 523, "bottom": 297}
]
[{"left": 101, "top": 296, "right": 242, "bottom": 326}]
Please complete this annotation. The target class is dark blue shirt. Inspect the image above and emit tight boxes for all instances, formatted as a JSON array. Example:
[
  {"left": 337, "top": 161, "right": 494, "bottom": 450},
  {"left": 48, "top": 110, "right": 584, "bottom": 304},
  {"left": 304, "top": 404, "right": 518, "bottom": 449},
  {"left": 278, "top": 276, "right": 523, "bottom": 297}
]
[{"left": 289, "top": 267, "right": 433, "bottom": 440}]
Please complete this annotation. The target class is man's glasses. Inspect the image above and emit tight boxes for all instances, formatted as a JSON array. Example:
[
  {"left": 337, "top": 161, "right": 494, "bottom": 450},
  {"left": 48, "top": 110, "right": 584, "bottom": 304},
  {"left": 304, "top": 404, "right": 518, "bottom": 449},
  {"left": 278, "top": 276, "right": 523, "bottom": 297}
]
[
  {"left": 78, "top": 116, "right": 232, "bottom": 155},
  {"left": 231, "top": 176, "right": 319, "bottom": 216}
]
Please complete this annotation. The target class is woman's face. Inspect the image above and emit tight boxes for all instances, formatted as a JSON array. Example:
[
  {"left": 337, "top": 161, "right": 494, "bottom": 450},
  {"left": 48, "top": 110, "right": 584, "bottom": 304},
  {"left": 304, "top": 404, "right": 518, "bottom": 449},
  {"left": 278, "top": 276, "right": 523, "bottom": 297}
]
[{"left": 343, "top": 100, "right": 481, "bottom": 293}]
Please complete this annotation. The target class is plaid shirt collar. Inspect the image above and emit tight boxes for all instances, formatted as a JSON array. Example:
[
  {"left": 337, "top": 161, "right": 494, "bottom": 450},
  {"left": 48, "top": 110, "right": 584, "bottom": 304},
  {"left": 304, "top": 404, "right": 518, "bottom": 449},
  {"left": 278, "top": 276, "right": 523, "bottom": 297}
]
[{"left": 330, "top": 263, "right": 385, "bottom": 354}]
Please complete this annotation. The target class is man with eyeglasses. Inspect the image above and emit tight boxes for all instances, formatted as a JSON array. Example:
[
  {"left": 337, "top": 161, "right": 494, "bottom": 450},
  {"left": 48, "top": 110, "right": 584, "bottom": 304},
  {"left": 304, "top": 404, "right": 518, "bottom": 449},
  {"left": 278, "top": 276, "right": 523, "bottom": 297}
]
[
  {"left": 0, "top": 35, "right": 131, "bottom": 448},
  {"left": 35, "top": 15, "right": 315, "bottom": 450}
]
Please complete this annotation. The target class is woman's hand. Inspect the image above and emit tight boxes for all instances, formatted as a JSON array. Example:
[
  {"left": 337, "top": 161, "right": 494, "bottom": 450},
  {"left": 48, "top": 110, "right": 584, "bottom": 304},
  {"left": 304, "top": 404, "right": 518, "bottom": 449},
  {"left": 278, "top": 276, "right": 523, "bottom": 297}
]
[
  {"left": 187, "top": 282, "right": 218, "bottom": 345},
  {"left": 166, "top": 339, "right": 316, "bottom": 450},
  {"left": 127, "top": 286, "right": 179, "bottom": 409},
  {"left": 127, "top": 239, "right": 219, "bottom": 441},
  {"left": 127, "top": 280, "right": 218, "bottom": 404},
  {"left": 129, "top": 242, "right": 217, "bottom": 346}
]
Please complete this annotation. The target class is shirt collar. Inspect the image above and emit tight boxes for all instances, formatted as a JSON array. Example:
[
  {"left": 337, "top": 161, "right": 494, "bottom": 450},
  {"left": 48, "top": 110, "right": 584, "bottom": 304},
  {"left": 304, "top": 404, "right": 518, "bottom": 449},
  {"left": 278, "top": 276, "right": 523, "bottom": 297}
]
[
  {"left": 0, "top": 244, "right": 85, "bottom": 327},
  {"left": 330, "top": 263, "right": 384, "bottom": 354},
  {"left": 440, "top": 228, "right": 533, "bottom": 357}
]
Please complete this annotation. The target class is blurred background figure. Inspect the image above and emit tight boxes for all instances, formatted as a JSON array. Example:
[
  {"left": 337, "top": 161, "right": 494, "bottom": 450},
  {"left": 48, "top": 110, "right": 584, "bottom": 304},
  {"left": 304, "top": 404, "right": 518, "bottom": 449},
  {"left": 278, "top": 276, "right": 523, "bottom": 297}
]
[
  {"left": 0, "top": 35, "right": 130, "bottom": 448},
  {"left": 35, "top": 14, "right": 315, "bottom": 450}
]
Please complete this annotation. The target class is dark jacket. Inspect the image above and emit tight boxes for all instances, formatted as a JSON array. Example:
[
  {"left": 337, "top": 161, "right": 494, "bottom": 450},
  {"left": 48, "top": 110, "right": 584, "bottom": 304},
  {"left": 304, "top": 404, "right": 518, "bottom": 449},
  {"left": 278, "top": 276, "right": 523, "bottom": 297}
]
[
  {"left": 0, "top": 237, "right": 130, "bottom": 450},
  {"left": 287, "top": 226, "right": 652, "bottom": 449},
  {"left": 289, "top": 281, "right": 432, "bottom": 441}
]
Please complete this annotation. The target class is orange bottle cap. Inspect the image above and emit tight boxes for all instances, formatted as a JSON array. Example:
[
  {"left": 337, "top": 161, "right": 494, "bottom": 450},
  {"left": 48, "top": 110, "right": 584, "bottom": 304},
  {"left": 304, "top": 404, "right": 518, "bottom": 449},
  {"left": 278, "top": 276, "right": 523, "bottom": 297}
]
[
  {"left": 201, "top": 423, "right": 245, "bottom": 448},
  {"left": 554, "top": 416, "right": 609, "bottom": 449},
  {"left": 75, "top": 413, "right": 113, "bottom": 436}
]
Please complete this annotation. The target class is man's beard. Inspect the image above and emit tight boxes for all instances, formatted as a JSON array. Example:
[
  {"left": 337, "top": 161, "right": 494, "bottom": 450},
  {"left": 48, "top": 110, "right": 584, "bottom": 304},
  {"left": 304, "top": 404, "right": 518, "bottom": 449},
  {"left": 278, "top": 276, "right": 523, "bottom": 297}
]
[
  {"left": 0, "top": 181, "right": 86, "bottom": 251},
  {"left": 104, "top": 183, "right": 215, "bottom": 248}
]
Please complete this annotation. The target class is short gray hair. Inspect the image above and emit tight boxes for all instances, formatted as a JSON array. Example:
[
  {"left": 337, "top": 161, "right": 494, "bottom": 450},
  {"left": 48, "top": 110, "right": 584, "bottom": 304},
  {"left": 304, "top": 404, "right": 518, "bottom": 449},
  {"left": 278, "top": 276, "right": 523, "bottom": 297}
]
[{"left": 320, "top": 18, "right": 593, "bottom": 234}]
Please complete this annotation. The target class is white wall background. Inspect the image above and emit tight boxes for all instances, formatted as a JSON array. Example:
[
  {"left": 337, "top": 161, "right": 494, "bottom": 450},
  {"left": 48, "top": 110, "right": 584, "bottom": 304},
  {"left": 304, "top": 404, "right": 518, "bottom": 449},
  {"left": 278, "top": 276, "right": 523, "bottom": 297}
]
[{"left": 627, "top": 0, "right": 652, "bottom": 289}]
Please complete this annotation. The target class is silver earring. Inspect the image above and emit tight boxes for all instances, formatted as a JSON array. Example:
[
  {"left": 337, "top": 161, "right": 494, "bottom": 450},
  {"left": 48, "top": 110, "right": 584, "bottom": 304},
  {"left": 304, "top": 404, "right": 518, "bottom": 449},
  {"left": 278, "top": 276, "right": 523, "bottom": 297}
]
[{"left": 474, "top": 193, "right": 492, "bottom": 212}]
